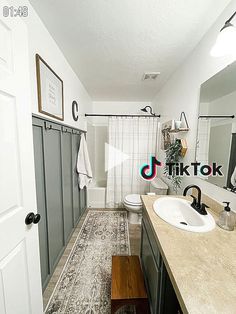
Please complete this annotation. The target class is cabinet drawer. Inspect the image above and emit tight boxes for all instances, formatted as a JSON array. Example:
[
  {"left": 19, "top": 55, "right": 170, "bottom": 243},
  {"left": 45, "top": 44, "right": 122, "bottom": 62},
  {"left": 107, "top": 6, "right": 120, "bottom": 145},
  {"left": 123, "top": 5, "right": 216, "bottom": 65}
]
[{"left": 142, "top": 209, "right": 161, "bottom": 267}]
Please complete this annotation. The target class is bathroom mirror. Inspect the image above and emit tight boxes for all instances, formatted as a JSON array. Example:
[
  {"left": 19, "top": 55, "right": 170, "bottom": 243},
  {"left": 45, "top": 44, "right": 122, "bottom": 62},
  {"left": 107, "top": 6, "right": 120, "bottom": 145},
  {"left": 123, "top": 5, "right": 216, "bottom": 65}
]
[{"left": 196, "top": 61, "right": 236, "bottom": 193}]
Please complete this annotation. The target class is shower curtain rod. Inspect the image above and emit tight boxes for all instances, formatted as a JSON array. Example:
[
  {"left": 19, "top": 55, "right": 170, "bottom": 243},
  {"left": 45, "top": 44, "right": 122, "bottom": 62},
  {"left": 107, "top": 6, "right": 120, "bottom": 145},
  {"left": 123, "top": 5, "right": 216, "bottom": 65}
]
[
  {"left": 85, "top": 113, "right": 161, "bottom": 118},
  {"left": 198, "top": 115, "right": 235, "bottom": 119}
]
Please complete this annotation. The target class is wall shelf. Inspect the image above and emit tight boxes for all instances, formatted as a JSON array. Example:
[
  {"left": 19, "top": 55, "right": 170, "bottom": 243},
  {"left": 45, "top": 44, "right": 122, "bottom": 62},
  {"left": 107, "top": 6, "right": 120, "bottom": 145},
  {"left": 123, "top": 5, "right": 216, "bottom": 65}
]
[{"left": 169, "top": 128, "right": 190, "bottom": 133}]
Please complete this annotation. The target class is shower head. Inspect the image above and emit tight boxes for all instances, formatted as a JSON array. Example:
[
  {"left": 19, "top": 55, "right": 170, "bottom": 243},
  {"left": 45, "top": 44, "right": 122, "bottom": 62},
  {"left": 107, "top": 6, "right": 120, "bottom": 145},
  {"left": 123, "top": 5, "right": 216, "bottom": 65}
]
[
  {"left": 141, "top": 107, "right": 148, "bottom": 113},
  {"left": 140, "top": 106, "right": 155, "bottom": 116}
]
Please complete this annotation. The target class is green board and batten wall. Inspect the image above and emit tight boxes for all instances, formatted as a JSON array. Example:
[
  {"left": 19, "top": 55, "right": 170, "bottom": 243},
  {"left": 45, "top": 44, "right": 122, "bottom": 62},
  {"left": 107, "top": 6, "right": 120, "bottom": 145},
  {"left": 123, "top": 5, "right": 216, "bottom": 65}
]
[{"left": 32, "top": 115, "right": 87, "bottom": 290}]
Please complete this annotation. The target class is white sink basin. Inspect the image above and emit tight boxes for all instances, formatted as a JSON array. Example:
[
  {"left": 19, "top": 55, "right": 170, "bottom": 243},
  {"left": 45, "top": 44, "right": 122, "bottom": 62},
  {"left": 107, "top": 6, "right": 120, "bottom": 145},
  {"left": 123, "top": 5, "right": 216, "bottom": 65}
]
[{"left": 153, "top": 197, "right": 215, "bottom": 233}]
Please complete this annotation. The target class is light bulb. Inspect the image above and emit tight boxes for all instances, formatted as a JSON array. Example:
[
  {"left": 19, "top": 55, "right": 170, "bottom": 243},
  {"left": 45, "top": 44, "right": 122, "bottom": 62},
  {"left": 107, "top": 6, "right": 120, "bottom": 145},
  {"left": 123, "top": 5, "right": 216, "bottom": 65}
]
[{"left": 210, "top": 23, "right": 236, "bottom": 57}]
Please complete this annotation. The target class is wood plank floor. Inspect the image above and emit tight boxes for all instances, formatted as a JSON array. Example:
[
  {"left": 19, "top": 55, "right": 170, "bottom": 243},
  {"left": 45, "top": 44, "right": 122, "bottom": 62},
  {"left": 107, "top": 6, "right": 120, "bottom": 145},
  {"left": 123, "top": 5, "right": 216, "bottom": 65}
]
[{"left": 43, "top": 208, "right": 141, "bottom": 308}]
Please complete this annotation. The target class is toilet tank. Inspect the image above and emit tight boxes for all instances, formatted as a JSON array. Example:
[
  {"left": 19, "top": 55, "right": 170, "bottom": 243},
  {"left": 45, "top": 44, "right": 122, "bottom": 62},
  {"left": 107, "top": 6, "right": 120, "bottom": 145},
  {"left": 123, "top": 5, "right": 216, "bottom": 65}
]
[{"left": 150, "top": 178, "right": 168, "bottom": 195}]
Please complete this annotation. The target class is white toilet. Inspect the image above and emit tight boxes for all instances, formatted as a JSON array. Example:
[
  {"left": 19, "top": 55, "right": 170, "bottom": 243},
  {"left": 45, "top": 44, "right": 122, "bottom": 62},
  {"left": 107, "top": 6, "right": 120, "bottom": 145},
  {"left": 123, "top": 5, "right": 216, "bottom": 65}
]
[
  {"left": 123, "top": 178, "right": 168, "bottom": 224},
  {"left": 123, "top": 194, "right": 143, "bottom": 224},
  {"left": 149, "top": 177, "right": 169, "bottom": 195}
]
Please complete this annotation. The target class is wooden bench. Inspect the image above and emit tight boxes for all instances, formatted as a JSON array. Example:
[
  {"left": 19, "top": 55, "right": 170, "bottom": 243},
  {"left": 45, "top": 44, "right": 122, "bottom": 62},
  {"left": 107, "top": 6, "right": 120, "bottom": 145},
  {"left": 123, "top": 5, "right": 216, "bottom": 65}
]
[{"left": 111, "top": 255, "right": 149, "bottom": 314}]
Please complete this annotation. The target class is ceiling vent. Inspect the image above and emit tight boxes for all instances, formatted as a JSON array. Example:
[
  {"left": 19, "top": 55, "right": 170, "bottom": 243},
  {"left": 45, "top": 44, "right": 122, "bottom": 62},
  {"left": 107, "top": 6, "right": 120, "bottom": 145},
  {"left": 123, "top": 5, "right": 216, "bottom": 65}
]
[{"left": 142, "top": 72, "right": 160, "bottom": 81}]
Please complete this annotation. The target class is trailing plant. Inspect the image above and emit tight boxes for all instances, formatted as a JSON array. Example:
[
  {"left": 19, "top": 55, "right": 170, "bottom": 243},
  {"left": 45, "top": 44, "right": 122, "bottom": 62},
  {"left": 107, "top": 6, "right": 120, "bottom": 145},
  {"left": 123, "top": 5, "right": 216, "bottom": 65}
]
[{"left": 163, "top": 139, "right": 182, "bottom": 193}]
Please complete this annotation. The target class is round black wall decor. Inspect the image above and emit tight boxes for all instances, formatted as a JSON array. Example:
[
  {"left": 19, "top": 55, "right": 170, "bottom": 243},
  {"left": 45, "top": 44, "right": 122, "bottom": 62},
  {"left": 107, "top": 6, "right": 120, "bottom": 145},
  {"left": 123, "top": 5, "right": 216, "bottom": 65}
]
[{"left": 72, "top": 100, "right": 79, "bottom": 121}]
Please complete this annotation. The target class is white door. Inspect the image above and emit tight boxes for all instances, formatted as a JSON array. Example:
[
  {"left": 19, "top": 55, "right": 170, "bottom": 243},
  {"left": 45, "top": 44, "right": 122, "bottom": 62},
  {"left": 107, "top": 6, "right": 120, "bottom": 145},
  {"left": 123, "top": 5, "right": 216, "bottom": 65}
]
[{"left": 0, "top": 4, "right": 43, "bottom": 314}]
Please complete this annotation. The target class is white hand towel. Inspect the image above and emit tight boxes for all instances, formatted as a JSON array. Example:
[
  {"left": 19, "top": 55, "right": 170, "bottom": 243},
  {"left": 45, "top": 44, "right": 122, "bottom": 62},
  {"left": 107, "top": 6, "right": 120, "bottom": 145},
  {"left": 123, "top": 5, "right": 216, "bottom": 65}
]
[
  {"left": 76, "top": 133, "right": 93, "bottom": 189},
  {"left": 231, "top": 165, "right": 236, "bottom": 187}
]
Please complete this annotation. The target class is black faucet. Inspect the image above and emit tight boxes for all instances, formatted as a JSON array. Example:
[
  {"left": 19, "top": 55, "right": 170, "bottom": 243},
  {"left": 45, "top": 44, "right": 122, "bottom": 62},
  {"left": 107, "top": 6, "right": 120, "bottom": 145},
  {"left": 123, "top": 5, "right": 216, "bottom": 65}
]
[{"left": 183, "top": 185, "right": 209, "bottom": 215}]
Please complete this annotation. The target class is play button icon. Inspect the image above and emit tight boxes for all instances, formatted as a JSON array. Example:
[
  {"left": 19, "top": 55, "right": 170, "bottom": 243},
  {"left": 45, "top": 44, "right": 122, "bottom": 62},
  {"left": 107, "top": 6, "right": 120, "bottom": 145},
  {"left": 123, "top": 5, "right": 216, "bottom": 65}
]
[{"left": 105, "top": 143, "right": 130, "bottom": 171}]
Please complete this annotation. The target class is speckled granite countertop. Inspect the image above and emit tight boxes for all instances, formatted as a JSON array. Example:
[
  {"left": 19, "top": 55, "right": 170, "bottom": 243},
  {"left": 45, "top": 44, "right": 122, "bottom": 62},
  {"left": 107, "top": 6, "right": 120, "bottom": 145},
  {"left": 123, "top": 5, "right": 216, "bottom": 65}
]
[{"left": 141, "top": 195, "right": 236, "bottom": 314}]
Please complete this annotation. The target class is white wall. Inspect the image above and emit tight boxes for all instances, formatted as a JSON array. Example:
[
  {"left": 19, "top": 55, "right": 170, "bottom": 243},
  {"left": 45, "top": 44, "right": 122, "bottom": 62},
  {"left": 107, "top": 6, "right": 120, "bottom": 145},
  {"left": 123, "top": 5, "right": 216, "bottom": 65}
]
[
  {"left": 152, "top": 0, "right": 236, "bottom": 210},
  {"left": 90, "top": 101, "right": 152, "bottom": 125},
  {"left": 10, "top": 0, "right": 92, "bottom": 131}
]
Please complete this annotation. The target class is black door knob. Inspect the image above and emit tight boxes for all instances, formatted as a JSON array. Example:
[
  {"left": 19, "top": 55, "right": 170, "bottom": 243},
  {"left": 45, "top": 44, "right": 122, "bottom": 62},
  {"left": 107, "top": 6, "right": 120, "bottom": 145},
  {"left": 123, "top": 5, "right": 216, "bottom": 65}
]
[
  {"left": 33, "top": 214, "right": 41, "bottom": 224},
  {"left": 25, "top": 212, "right": 41, "bottom": 225},
  {"left": 25, "top": 212, "right": 35, "bottom": 225}
]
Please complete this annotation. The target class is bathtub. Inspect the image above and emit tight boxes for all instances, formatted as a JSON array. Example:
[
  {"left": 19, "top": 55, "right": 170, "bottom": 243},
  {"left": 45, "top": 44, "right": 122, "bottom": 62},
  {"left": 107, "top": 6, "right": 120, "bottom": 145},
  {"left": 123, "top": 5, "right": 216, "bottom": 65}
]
[{"left": 87, "top": 180, "right": 106, "bottom": 208}]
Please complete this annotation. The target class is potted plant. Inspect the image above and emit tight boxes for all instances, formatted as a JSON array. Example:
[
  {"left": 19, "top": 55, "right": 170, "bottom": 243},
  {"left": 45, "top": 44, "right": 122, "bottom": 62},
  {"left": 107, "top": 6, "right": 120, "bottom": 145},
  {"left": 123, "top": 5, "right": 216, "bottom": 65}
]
[{"left": 163, "top": 139, "right": 182, "bottom": 193}]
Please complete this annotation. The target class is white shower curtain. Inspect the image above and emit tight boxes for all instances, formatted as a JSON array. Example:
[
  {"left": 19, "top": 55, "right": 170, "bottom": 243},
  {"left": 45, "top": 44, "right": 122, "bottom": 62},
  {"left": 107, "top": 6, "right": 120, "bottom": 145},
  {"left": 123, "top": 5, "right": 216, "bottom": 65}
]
[{"left": 106, "top": 117, "right": 159, "bottom": 208}]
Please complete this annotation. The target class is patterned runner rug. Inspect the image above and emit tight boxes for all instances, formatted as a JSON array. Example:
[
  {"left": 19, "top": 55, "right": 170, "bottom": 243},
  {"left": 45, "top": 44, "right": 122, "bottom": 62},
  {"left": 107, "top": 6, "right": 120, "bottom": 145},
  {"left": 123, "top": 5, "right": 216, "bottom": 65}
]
[{"left": 46, "top": 210, "right": 134, "bottom": 314}]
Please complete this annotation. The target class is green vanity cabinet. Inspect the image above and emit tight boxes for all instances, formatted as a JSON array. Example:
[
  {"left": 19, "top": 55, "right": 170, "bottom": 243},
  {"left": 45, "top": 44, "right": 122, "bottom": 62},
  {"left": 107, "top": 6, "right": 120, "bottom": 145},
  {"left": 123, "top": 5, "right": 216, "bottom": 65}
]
[
  {"left": 141, "top": 209, "right": 181, "bottom": 314},
  {"left": 141, "top": 220, "right": 161, "bottom": 314}
]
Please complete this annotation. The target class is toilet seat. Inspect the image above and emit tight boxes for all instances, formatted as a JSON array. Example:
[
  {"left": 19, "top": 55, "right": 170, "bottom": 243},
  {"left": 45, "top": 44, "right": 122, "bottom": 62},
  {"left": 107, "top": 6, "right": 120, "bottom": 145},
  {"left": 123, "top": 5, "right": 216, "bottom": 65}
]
[{"left": 124, "top": 194, "right": 142, "bottom": 206}]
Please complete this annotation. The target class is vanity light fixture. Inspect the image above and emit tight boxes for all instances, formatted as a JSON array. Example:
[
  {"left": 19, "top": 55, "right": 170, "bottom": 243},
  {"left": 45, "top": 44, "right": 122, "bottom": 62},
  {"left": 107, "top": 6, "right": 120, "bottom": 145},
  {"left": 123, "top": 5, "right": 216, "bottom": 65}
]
[
  {"left": 211, "top": 11, "right": 236, "bottom": 57},
  {"left": 140, "top": 106, "right": 156, "bottom": 116}
]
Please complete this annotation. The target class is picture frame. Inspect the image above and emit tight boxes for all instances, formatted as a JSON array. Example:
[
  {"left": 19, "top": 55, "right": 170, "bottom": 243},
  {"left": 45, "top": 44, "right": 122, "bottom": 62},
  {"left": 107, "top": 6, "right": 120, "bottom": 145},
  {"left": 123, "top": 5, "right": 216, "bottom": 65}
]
[
  {"left": 161, "top": 120, "right": 175, "bottom": 150},
  {"left": 36, "top": 54, "right": 64, "bottom": 120}
]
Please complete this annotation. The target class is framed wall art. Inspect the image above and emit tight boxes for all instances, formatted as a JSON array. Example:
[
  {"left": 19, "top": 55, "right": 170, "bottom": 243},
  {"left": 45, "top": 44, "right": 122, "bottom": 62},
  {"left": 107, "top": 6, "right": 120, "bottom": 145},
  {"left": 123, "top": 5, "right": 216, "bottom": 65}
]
[
  {"left": 36, "top": 54, "right": 64, "bottom": 120},
  {"left": 161, "top": 120, "right": 175, "bottom": 150}
]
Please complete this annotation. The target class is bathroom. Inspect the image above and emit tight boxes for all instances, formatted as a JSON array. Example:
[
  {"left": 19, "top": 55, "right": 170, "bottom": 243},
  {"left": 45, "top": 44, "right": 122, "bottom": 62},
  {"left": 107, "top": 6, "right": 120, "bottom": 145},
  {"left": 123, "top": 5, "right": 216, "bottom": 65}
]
[
  {"left": 86, "top": 101, "right": 166, "bottom": 213},
  {"left": 1, "top": 0, "right": 236, "bottom": 314}
]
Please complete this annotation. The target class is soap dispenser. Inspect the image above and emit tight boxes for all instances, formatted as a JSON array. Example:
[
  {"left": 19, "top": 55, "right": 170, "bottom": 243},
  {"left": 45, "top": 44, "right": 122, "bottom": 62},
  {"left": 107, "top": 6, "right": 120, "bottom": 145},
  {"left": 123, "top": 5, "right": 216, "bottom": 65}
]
[{"left": 217, "top": 202, "right": 235, "bottom": 231}]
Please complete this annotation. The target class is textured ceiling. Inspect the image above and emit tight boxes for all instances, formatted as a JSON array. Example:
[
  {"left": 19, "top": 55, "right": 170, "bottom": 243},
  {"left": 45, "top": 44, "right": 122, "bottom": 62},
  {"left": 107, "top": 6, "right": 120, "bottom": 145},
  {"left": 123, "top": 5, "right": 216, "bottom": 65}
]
[{"left": 29, "top": 0, "right": 231, "bottom": 101}]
